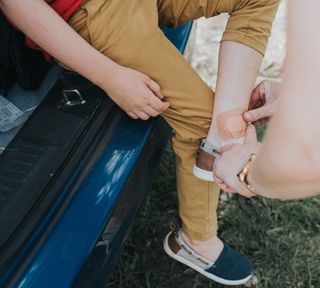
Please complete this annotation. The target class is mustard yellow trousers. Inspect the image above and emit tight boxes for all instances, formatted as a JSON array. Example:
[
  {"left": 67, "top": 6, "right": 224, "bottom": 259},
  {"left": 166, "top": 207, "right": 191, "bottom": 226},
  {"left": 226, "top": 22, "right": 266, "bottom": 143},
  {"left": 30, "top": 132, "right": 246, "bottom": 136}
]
[{"left": 69, "top": 0, "right": 279, "bottom": 240}]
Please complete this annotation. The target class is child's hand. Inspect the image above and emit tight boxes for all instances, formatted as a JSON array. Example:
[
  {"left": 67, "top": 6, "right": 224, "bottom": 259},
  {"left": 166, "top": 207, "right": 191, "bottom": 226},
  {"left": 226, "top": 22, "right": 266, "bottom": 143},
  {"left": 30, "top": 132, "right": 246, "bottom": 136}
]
[{"left": 103, "top": 65, "right": 169, "bottom": 120}]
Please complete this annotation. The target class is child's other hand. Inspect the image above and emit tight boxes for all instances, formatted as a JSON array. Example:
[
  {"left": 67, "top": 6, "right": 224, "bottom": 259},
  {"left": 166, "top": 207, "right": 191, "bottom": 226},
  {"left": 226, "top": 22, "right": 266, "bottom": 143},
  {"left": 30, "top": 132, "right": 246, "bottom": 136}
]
[{"left": 103, "top": 65, "right": 169, "bottom": 120}]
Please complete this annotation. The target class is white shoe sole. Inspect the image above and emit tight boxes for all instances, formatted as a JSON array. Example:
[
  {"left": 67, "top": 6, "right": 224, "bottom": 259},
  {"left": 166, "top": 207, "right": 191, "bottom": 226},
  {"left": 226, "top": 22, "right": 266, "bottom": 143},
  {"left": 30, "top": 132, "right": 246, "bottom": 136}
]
[
  {"left": 193, "top": 165, "right": 214, "bottom": 182},
  {"left": 163, "top": 232, "right": 252, "bottom": 286}
]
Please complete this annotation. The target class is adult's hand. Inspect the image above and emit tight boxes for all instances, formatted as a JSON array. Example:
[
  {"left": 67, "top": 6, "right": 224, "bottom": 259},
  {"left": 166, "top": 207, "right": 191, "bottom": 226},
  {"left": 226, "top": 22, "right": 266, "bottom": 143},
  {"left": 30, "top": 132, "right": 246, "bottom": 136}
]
[
  {"left": 244, "top": 80, "right": 281, "bottom": 125},
  {"left": 213, "top": 125, "right": 261, "bottom": 197},
  {"left": 104, "top": 65, "right": 169, "bottom": 120}
]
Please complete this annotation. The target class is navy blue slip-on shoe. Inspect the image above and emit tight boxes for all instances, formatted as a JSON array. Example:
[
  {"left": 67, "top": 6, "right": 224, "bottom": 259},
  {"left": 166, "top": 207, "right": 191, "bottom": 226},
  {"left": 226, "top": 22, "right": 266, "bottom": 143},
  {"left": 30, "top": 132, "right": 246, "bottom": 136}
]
[{"left": 164, "top": 230, "right": 253, "bottom": 286}]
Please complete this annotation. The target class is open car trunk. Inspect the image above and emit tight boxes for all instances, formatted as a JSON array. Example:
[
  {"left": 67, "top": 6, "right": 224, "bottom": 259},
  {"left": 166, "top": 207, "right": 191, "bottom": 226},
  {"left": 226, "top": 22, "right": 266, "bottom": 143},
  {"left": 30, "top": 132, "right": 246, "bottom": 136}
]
[{"left": 0, "top": 71, "right": 116, "bottom": 275}]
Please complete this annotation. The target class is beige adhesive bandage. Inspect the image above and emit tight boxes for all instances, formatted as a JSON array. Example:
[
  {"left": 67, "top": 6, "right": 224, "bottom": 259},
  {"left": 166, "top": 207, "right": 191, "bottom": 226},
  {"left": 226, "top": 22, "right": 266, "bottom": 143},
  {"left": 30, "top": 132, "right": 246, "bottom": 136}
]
[{"left": 216, "top": 108, "right": 247, "bottom": 141}]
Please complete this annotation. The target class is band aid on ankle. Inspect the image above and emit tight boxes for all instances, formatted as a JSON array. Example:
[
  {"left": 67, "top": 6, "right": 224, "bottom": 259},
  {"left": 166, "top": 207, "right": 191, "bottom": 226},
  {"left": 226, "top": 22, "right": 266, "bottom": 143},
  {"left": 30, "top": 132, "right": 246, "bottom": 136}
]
[{"left": 216, "top": 109, "right": 247, "bottom": 141}]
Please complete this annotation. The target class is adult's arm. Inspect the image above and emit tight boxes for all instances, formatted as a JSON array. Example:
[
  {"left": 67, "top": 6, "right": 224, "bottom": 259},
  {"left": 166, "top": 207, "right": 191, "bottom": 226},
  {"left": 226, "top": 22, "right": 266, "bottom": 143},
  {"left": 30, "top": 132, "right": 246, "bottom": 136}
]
[
  {"left": 249, "top": 0, "right": 320, "bottom": 199},
  {"left": 0, "top": 0, "right": 168, "bottom": 120}
]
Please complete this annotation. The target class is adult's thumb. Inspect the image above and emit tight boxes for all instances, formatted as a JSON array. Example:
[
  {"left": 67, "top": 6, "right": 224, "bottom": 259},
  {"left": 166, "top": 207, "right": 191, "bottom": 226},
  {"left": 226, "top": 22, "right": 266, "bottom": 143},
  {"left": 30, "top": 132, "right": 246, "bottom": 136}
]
[
  {"left": 244, "top": 124, "right": 257, "bottom": 144},
  {"left": 244, "top": 106, "right": 270, "bottom": 123}
]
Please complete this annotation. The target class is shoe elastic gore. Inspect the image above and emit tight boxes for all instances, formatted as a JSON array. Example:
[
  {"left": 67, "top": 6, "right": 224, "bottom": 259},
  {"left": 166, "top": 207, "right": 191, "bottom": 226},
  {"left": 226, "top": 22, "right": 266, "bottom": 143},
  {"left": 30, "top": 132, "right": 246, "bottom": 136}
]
[{"left": 164, "top": 231, "right": 253, "bottom": 286}]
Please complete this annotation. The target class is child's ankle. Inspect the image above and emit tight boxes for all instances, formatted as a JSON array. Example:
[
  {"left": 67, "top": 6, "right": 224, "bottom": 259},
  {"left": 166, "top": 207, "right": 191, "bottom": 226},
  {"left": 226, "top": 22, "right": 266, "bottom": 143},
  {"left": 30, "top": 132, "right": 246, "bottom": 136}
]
[
  {"left": 206, "top": 127, "right": 224, "bottom": 150},
  {"left": 206, "top": 118, "right": 247, "bottom": 149},
  {"left": 205, "top": 137, "right": 244, "bottom": 151},
  {"left": 221, "top": 137, "right": 245, "bottom": 147}
]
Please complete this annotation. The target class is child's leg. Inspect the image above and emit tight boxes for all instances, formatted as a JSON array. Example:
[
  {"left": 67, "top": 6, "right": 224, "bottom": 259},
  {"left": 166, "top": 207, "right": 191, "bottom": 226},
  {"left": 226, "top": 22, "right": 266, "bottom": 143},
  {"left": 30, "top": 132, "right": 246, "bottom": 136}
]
[
  {"left": 69, "top": 0, "right": 279, "bottom": 267},
  {"left": 207, "top": 41, "right": 263, "bottom": 149},
  {"left": 158, "top": 0, "right": 280, "bottom": 182},
  {"left": 69, "top": 0, "right": 220, "bottom": 249}
]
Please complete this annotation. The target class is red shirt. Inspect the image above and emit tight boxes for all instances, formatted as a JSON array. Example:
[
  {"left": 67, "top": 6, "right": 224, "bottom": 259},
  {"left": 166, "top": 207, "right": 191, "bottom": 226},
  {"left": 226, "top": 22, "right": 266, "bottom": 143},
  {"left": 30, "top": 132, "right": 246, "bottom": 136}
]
[{"left": 25, "top": 0, "right": 83, "bottom": 61}]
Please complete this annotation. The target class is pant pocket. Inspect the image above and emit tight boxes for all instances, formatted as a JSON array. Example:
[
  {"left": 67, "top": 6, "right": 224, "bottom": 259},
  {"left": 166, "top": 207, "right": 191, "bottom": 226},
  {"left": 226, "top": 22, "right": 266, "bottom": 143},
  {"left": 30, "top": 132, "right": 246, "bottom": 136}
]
[{"left": 68, "top": 7, "right": 92, "bottom": 44}]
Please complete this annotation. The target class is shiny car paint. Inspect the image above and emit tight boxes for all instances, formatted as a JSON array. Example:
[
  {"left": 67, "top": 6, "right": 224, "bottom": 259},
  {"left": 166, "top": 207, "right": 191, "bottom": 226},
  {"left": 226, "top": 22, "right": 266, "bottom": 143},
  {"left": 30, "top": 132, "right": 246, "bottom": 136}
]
[{"left": 2, "top": 23, "right": 193, "bottom": 288}]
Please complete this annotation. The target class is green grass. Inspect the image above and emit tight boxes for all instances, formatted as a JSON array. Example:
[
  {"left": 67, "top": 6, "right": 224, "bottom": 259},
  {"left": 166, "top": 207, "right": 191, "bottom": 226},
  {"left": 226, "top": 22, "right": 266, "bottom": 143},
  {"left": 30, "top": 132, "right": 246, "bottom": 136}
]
[{"left": 107, "top": 141, "right": 320, "bottom": 288}]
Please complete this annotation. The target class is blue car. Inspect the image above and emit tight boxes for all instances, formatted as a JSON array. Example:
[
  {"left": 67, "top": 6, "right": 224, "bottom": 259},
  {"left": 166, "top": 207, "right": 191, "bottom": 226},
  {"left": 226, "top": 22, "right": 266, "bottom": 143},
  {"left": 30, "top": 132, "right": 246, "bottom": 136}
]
[{"left": 0, "top": 23, "right": 193, "bottom": 288}]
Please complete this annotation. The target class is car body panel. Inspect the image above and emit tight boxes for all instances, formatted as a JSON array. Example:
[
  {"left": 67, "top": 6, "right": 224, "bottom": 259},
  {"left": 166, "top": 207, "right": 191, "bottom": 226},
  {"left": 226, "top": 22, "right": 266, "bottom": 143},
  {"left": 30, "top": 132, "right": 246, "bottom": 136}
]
[{"left": 0, "top": 22, "right": 193, "bottom": 288}]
